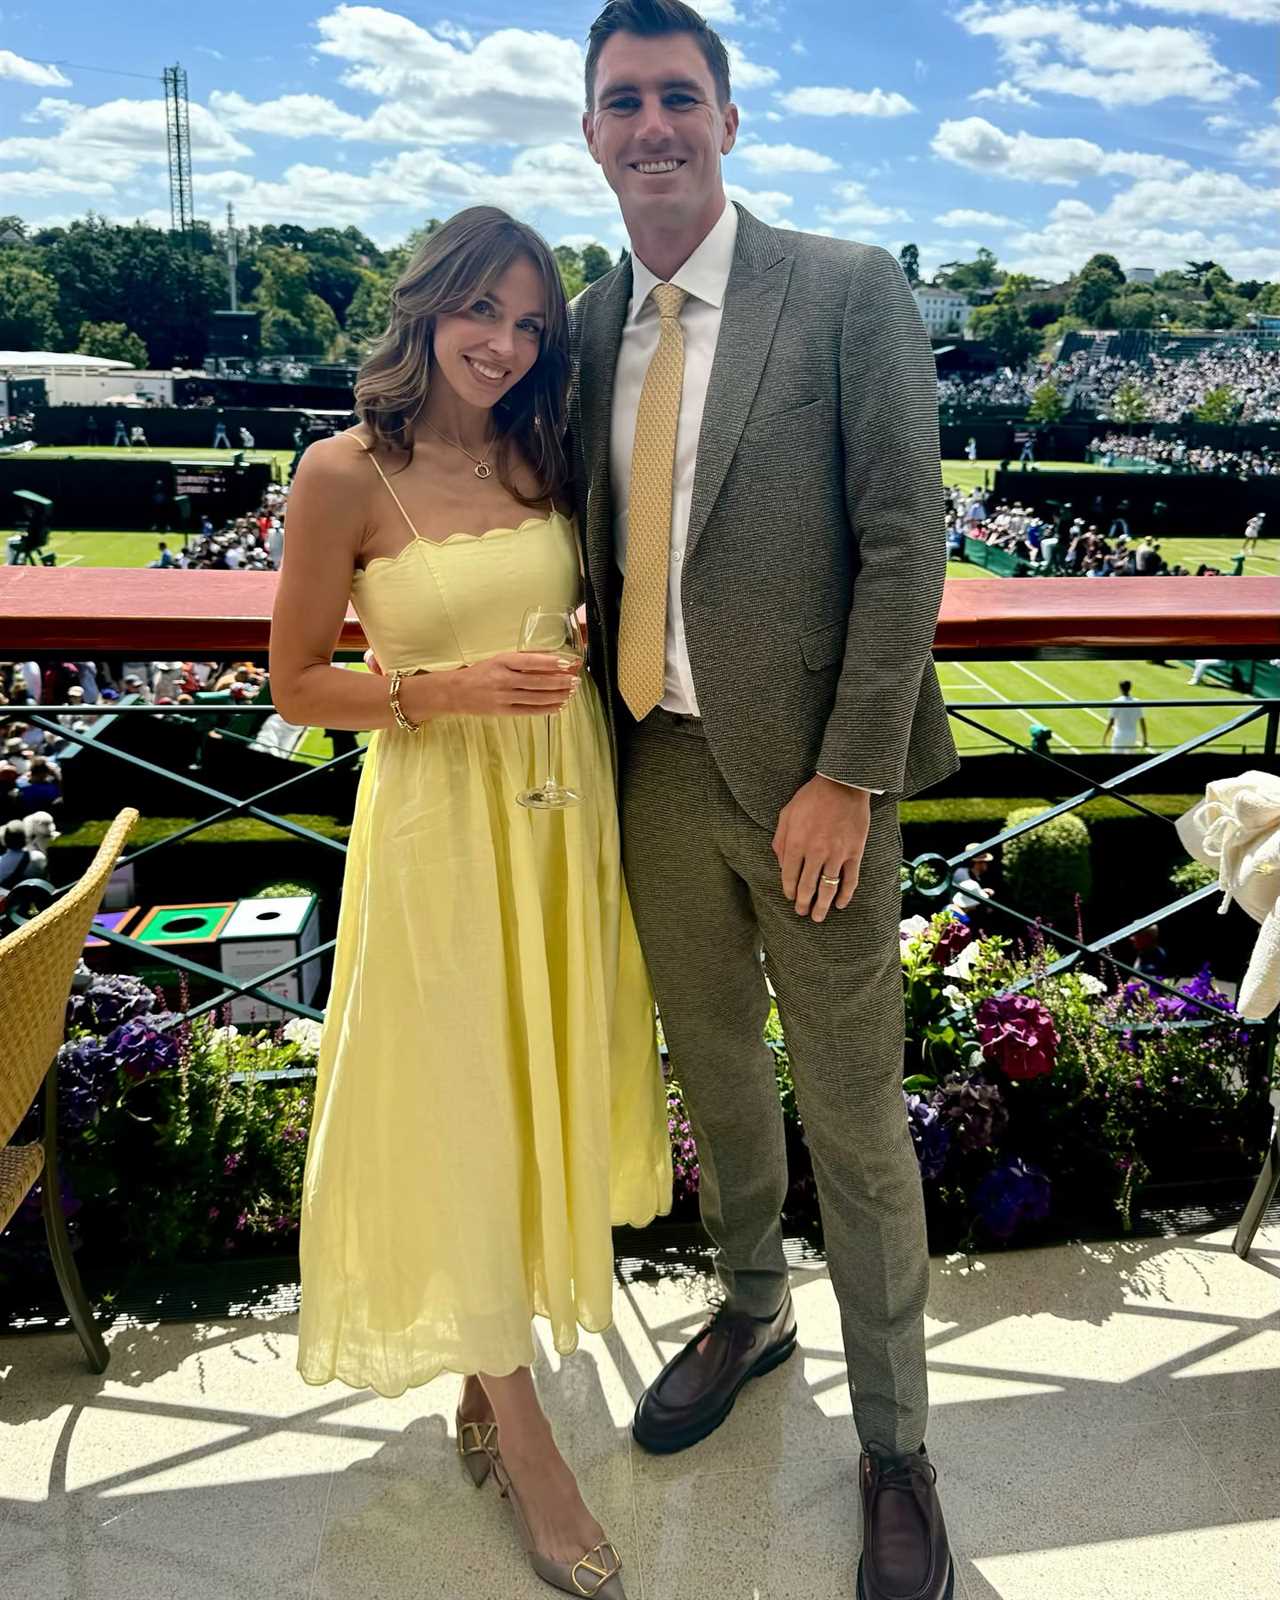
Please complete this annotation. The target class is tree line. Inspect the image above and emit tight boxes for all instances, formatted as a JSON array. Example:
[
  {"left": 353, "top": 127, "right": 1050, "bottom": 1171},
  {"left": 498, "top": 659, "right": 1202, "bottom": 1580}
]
[
  {"left": 897, "top": 242, "right": 1280, "bottom": 368},
  {"left": 0, "top": 213, "right": 620, "bottom": 369}
]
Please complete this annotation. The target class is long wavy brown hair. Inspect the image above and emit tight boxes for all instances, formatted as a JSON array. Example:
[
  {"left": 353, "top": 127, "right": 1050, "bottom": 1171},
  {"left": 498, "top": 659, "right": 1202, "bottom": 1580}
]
[{"left": 353, "top": 206, "right": 571, "bottom": 507}]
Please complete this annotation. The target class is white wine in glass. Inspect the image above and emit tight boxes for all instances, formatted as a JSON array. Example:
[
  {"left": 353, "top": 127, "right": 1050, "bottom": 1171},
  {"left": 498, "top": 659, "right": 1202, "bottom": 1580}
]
[{"left": 516, "top": 606, "right": 584, "bottom": 810}]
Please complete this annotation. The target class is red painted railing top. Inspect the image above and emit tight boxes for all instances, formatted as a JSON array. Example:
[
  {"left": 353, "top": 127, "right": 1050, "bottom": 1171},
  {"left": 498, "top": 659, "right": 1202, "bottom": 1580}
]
[{"left": 2, "top": 568, "right": 1280, "bottom": 655}]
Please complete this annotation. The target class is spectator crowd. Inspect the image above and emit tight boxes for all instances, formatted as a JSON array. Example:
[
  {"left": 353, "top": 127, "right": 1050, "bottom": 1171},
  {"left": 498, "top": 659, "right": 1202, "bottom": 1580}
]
[
  {"left": 938, "top": 338, "right": 1280, "bottom": 423},
  {"left": 1089, "top": 432, "right": 1276, "bottom": 478}
]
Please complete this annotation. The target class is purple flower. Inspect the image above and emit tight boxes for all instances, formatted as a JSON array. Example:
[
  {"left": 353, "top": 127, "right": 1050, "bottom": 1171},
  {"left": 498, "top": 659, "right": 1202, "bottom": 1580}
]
[
  {"left": 1154, "top": 963, "right": 1235, "bottom": 1023},
  {"left": 104, "top": 1014, "right": 180, "bottom": 1081},
  {"left": 905, "top": 1092, "right": 952, "bottom": 1180},
  {"left": 56, "top": 1036, "right": 115, "bottom": 1130},
  {"left": 935, "top": 1072, "right": 1010, "bottom": 1154},
  {"left": 975, "top": 993, "right": 1058, "bottom": 1081},
  {"left": 976, "top": 1158, "right": 1051, "bottom": 1240},
  {"left": 223, "top": 1152, "right": 242, "bottom": 1175},
  {"left": 67, "top": 972, "right": 157, "bottom": 1034}
]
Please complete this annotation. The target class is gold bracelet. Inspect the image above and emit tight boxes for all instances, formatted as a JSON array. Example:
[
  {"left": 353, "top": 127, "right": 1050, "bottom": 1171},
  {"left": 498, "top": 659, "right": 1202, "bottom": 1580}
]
[{"left": 388, "top": 669, "right": 422, "bottom": 733}]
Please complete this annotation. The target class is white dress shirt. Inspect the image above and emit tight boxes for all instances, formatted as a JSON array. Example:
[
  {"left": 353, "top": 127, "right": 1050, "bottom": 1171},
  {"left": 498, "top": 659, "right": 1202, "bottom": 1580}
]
[
  {"left": 608, "top": 202, "right": 878, "bottom": 794},
  {"left": 610, "top": 199, "right": 738, "bottom": 718}
]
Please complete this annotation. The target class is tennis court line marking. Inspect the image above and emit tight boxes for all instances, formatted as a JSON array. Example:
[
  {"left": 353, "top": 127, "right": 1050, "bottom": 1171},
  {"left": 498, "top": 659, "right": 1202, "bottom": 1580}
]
[
  {"left": 1008, "top": 661, "right": 1110, "bottom": 728},
  {"left": 944, "top": 660, "right": 1082, "bottom": 755}
]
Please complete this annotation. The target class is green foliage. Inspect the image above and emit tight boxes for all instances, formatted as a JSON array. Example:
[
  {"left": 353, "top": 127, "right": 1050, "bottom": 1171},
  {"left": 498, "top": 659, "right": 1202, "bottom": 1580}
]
[
  {"left": 1038, "top": 313, "right": 1086, "bottom": 360},
  {"left": 1109, "top": 378, "right": 1150, "bottom": 422},
  {"left": 579, "top": 243, "right": 614, "bottom": 285},
  {"left": 35, "top": 216, "right": 224, "bottom": 366},
  {"left": 0, "top": 249, "right": 61, "bottom": 347},
  {"left": 251, "top": 246, "right": 341, "bottom": 358},
  {"left": 938, "top": 246, "right": 1003, "bottom": 292},
  {"left": 553, "top": 244, "right": 585, "bottom": 300},
  {"left": 968, "top": 294, "right": 1040, "bottom": 368},
  {"left": 1194, "top": 384, "right": 1238, "bottom": 425},
  {"left": 1170, "top": 859, "right": 1217, "bottom": 895},
  {"left": 1026, "top": 381, "right": 1065, "bottom": 423},
  {"left": 1002, "top": 805, "right": 1091, "bottom": 924},
  {"left": 77, "top": 319, "right": 148, "bottom": 367}
]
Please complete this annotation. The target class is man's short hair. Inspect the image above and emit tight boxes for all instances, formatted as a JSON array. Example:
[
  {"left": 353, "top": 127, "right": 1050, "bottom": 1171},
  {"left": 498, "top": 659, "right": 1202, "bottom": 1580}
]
[
  {"left": 585, "top": 0, "right": 732, "bottom": 110},
  {"left": 1119, "top": 680, "right": 1132, "bottom": 695}
]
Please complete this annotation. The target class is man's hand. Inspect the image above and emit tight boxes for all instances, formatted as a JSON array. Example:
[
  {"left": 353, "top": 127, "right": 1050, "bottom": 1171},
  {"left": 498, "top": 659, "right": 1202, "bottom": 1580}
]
[{"left": 772, "top": 775, "right": 871, "bottom": 923}]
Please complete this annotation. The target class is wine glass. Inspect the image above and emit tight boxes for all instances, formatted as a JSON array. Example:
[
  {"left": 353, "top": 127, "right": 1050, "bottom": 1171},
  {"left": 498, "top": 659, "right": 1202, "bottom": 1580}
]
[{"left": 516, "top": 606, "right": 584, "bottom": 810}]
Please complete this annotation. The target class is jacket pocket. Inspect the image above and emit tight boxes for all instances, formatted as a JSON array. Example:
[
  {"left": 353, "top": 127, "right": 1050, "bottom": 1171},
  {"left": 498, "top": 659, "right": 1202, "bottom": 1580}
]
[{"left": 800, "top": 618, "right": 848, "bottom": 670}]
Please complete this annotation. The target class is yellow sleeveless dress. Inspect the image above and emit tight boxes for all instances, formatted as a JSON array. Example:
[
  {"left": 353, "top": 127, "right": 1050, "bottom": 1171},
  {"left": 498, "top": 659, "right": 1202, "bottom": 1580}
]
[{"left": 296, "top": 456, "right": 672, "bottom": 1397}]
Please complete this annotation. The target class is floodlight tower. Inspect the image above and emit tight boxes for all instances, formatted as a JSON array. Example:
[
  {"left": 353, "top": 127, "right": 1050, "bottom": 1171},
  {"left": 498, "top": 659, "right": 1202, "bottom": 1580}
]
[{"left": 163, "top": 64, "right": 194, "bottom": 237}]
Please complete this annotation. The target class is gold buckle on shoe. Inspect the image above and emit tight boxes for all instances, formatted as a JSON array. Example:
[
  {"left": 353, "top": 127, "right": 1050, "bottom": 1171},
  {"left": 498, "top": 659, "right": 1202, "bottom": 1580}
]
[
  {"left": 572, "top": 1541, "right": 621, "bottom": 1596},
  {"left": 457, "top": 1420, "right": 498, "bottom": 1459}
]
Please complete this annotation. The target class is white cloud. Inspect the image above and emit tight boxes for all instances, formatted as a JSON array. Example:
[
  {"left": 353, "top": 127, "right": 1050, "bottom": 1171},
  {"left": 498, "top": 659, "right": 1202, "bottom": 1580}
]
[
  {"left": 724, "top": 182, "right": 795, "bottom": 225},
  {"left": 957, "top": 2, "right": 1257, "bottom": 108},
  {"left": 699, "top": 0, "right": 742, "bottom": 19},
  {"left": 971, "top": 81, "right": 1039, "bottom": 107},
  {"left": 0, "top": 168, "right": 114, "bottom": 197},
  {"left": 734, "top": 141, "right": 837, "bottom": 174},
  {"left": 314, "top": 7, "right": 584, "bottom": 146},
  {"left": 0, "top": 50, "right": 70, "bottom": 88},
  {"left": 1240, "top": 124, "right": 1280, "bottom": 164},
  {"left": 726, "top": 42, "right": 779, "bottom": 91},
  {"left": 1004, "top": 169, "right": 1280, "bottom": 280},
  {"left": 931, "top": 116, "right": 1188, "bottom": 185},
  {"left": 1204, "top": 114, "right": 1243, "bottom": 133},
  {"left": 0, "top": 96, "right": 252, "bottom": 194},
  {"left": 1128, "top": 0, "right": 1280, "bottom": 19},
  {"left": 776, "top": 85, "right": 917, "bottom": 118},
  {"left": 209, "top": 91, "right": 368, "bottom": 139},
  {"left": 818, "top": 179, "right": 910, "bottom": 231},
  {"left": 935, "top": 208, "right": 1016, "bottom": 228},
  {"left": 433, "top": 19, "right": 476, "bottom": 49}
]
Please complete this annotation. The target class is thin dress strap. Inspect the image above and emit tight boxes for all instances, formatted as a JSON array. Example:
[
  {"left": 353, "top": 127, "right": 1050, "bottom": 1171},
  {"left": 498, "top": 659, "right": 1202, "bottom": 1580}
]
[{"left": 357, "top": 439, "right": 424, "bottom": 543}]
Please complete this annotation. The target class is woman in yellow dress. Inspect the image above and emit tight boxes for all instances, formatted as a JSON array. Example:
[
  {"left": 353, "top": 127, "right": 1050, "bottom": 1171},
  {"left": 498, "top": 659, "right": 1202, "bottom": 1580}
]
[{"left": 269, "top": 206, "right": 670, "bottom": 1600}]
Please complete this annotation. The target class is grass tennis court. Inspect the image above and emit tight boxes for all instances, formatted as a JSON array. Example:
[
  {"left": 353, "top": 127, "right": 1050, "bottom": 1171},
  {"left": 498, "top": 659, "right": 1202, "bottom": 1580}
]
[
  {"left": 19, "top": 444, "right": 295, "bottom": 478},
  {"left": 11, "top": 457, "right": 1274, "bottom": 766},
  {"left": 940, "top": 657, "right": 1268, "bottom": 757}
]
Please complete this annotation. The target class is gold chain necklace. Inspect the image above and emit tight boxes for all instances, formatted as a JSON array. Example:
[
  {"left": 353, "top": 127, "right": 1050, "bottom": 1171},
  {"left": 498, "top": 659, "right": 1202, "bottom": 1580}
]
[{"left": 423, "top": 419, "right": 494, "bottom": 480}]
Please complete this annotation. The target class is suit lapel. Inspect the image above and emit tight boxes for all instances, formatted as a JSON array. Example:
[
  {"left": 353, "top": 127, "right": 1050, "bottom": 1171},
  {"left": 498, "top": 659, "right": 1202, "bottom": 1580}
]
[
  {"left": 576, "top": 260, "right": 632, "bottom": 606},
  {"left": 685, "top": 211, "right": 792, "bottom": 565}
]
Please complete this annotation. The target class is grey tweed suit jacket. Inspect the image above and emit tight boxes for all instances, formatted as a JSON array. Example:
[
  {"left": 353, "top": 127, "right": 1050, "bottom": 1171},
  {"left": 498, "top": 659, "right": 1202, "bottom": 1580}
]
[{"left": 568, "top": 203, "right": 960, "bottom": 829}]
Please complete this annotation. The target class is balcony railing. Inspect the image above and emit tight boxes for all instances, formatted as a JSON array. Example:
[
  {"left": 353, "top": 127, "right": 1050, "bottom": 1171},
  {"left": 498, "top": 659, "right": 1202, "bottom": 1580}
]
[{"left": 4, "top": 569, "right": 1280, "bottom": 1247}]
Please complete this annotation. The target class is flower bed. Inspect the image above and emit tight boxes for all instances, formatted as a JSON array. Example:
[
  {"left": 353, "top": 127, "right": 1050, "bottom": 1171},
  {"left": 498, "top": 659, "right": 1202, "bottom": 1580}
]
[{"left": 2, "top": 925, "right": 1273, "bottom": 1306}]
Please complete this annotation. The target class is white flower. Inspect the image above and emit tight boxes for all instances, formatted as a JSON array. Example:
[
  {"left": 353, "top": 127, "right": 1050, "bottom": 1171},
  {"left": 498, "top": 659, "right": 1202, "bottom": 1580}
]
[
  {"left": 944, "top": 941, "right": 983, "bottom": 981},
  {"left": 283, "top": 1017, "right": 324, "bottom": 1056},
  {"left": 1076, "top": 972, "right": 1107, "bottom": 997},
  {"left": 942, "top": 983, "right": 971, "bottom": 1011},
  {"left": 209, "top": 1024, "right": 240, "bottom": 1047}
]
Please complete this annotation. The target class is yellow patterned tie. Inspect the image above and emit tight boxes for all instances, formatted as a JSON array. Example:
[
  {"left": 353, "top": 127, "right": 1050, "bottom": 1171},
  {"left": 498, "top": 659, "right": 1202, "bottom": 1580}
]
[{"left": 618, "top": 282, "right": 688, "bottom": 721}]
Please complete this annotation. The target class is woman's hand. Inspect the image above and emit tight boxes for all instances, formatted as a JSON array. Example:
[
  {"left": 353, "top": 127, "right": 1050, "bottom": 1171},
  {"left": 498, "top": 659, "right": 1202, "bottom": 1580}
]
[{"left": 405, "top": 652, "right": 580, "bottom": 721}]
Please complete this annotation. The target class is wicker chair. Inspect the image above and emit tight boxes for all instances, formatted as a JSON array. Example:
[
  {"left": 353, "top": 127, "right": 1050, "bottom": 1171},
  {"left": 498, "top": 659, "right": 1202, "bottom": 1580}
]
[{"left": 0, "top": 808, "right": 139, "bottom": 1371}]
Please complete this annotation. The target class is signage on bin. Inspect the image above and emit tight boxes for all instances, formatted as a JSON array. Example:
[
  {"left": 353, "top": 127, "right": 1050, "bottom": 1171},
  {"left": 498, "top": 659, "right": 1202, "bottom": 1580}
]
[{"left": 220, "top": 895, "right": 322, "bottom": 1024}]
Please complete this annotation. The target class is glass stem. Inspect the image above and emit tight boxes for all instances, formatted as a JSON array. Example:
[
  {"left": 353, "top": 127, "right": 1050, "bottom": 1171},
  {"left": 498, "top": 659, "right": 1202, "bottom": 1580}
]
[{"left": 545, "top": 712, "right": 557, "bottom": 791}]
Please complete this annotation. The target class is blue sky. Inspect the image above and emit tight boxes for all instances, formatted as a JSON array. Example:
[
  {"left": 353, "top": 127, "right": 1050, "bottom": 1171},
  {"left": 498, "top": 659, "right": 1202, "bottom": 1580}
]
[{"left": 2, "top": 1, "right": 1278, "bottom": 282}]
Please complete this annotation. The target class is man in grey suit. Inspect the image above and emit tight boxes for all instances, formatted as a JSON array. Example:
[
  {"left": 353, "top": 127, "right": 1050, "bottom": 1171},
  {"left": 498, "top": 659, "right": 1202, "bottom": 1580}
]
[{"left": 573, "top": 5, "right": 959, "bottom": 1597}]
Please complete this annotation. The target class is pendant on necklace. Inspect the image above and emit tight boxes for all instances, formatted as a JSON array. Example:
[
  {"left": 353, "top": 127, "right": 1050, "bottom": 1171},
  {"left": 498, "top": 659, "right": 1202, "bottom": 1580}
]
[{"left": 474, "top": 462, "right": 492, "bottom": 479}]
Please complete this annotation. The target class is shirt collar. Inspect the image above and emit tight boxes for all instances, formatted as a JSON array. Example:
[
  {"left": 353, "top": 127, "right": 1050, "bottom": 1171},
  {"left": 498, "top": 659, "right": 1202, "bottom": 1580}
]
[{"left": 628, "top": 201, "right": 739, "bottom": 320}]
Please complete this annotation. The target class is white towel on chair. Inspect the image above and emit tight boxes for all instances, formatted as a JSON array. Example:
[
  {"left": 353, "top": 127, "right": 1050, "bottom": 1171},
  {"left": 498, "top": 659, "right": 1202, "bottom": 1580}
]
[{"left": 1176, "top": 771, "right": 1280, "bottom": 1019}]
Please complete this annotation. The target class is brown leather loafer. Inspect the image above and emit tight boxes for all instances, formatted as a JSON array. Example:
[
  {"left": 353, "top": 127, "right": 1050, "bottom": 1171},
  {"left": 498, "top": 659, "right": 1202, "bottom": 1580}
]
[
  {"left": 857, "top": 1444, "right": 954, "bottom": 1600},
  {"left": 632, "top": 1293, "right": 798, "bottom": 1454}
]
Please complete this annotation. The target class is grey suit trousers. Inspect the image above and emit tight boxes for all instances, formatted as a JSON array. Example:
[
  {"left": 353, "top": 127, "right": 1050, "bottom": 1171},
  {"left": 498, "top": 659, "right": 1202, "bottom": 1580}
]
[{"left": 620, "top": 711, "right": 930, "bottom": 1453}]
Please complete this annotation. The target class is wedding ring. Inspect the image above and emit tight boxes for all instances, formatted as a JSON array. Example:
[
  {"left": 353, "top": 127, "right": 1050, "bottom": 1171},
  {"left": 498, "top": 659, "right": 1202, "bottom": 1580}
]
[{"left": 820, "top": 874, "right": 841, "bottom": 887}]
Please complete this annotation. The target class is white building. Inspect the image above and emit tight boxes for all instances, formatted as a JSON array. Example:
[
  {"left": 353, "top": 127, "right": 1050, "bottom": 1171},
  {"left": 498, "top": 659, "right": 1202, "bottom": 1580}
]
[
  {"left": 1125, "top": 267, "right": 1156, "bottom": 285},
  {"left": 0, "top": 351, "right": 179, "bottom": 415},
  {"left": 912, "top": 287, "right": 973, "bottom": 336}
]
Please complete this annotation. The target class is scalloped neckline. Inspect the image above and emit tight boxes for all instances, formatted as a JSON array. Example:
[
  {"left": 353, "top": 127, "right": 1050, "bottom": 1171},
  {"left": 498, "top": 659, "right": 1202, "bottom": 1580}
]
[{"left": 356, "top": 511, "right": 565, "bottom": 576}]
